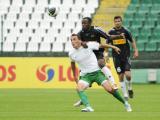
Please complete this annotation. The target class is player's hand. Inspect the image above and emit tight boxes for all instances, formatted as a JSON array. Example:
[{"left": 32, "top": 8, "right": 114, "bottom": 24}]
[
  {"left": 133, "top": 49, "right": 138, "bottom": 59},
  {"left": 120, "top": 33, "right": 125, "bottom": 39},
  {"left": 113, "top": 46, "right": 121, "bottom": 54}
]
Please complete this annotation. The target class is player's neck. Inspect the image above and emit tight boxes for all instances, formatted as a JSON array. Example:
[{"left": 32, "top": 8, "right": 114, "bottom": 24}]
[
  {"left": 115, "top": 26, "right": 122, "bottom": 30},
  {"left": 75, "top": 45, "right": 82, "bottom": 49}
]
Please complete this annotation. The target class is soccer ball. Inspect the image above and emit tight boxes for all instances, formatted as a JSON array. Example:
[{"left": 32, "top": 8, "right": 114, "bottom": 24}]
[{"left": 48, "top": 6, "right": 59, "bottom": 17}]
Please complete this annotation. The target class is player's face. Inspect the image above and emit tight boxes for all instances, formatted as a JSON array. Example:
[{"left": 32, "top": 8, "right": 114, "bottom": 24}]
[
  {"left": 71, "top": 36, "right": 82, "bottom": 49},
  {"left": 114, "top": 18, "right": 122, "bottom": 28},
  {"left": 82, "top": 19, "right": 90, "bottom": 30}
]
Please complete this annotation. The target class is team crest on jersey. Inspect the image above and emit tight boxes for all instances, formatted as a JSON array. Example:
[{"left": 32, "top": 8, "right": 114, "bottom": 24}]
[{"left": 117, "top": 67, "right": 121, "bottom": 72}]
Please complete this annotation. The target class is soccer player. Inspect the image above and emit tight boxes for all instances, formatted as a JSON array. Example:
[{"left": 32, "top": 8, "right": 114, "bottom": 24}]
[
  {"left": 108, "top": 16, "right": 138, "bottom": 100},
  {"left": 78, "top": 17, "right": 125, "bottom": 88},
  {"left": 73, "top": 17, "right": 125, "bottom": 107},
  {"left": 69, "top": 34, "right": 132, "bottom": 112}
]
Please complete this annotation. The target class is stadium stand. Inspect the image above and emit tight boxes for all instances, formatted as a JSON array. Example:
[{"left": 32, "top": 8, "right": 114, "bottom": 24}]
[
  {"left": 123, "top": 0, "right": 160, "bottom": 52},
  {"left": 93, "top": 0, "right": 130, "bottom": 32},
  {"left": 0, "top": 0, "right": 159, "bottom": 53},
  {"left": 0, "top": 0, "right": 99, "bottom": 52}
]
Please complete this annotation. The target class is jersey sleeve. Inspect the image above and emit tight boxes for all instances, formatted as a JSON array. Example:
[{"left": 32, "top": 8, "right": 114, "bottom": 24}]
[
  {"left": 87, "top": 42, "right": 100, "bottom": 50},
  {"left": 95, "top": 27, "right": 110, "bottom": 43},
  {"left": 68, "top": 51, "right": 75, "bottom": 62}
]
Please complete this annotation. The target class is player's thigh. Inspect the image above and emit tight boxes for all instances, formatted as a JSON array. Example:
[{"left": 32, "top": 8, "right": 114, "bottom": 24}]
[
  {"left": 95, "top": 70, "right": 106, "bottom": 85},
  {"left": 124, "top": 58, "right": 131, "bottom": 72},
  {"left": 77, "top": 80, "right": 89, "bottom": 91},
  {"left": 113, "top": 57, "right": 121, "bottom": 72}
]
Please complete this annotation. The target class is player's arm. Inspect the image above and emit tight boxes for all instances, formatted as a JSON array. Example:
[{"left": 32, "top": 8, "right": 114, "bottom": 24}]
[
  {"left": 86, "top": 41, "right": 121, "bottom": 54},
  {"left": 95, "top": 27, "right": 123, "bottom": 42},
  {"left": 71, "top": 61, "right": 78, "bottom": 83},
  {"left": 126, "top": 30, "right": 139, "bottom": 58},
  {"left": 131, "top": 40, "right": 138, "bottom": 58},
  {"left": 100, "top": 44, "right": 121, "bottom": 54},
  {"left": 94, "top": 27, "right": 110, "bottom": 42}
]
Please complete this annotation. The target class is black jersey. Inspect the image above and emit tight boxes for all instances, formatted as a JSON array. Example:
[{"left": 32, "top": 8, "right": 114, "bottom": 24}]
[
  {"left": 78, "top": 26, "right": 110, "bottom": 55},
  {"left": 108, "top": 27, "right": 133, "bottom": 60}
]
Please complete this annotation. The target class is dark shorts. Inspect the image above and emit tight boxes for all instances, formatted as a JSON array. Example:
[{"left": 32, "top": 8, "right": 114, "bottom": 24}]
[{"left": 113, "top": 57, "right": 131, "bottom": 74}]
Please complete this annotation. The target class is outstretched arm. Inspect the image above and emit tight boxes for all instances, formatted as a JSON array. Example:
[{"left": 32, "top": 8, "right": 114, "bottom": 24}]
[
  {"left": 100, "top": 44, "right": 121, "bottom": 54},
  {"left": 81, "top": 41, "right": 121, "bottom": 54}
]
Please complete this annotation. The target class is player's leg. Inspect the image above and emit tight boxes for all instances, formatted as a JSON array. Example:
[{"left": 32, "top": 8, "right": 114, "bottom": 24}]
[
  {"left": 125, "top": 71, "right": 133, "bottom": 98},
  {"left": 124, "top": 58, "right": 133, "bottom": 98},
  {"left": 76, "top": 79, "right": 94, "bottom": 112},
  {"left": 98, "top": 58, "right": 117, "bottom": 89},
  {"left": 96, "top": 71, "right": 132, "bottom": 112},
  {"left": 102, "top": 81, "right": 132, "bottom": 112},
  {"left": 119, "top": 73, "right": 128, "bottom": 100},
  {"left": 101, "top": 80, "right": 125, "bottom": 104},
  {"left": 113, "top": 57, "right": 129, "bottom": 100}
]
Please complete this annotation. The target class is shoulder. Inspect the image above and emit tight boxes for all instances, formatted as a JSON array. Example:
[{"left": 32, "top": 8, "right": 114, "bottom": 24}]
[
  {"left": 94, "top": 26, "right": 105, "bottom": 32},
  {"left": 108, "top": 27, "right": 115, "bottom": 34},
  {"left": 94, "top": 26, "right": 103, "bottom": 30},
  {"left": 68, "top": 48, "right": 76, "bottom": 57},
  {"left": 123, "top": 27, "right": 131, "bottom": 33},
  {"left": 77, "top": 30, "right": 83, "bottom": 35}
]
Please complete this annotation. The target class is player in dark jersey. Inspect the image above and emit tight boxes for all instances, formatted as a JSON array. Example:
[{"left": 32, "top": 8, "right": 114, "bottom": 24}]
[
  {"left": 77, "top": 17, "right": 126, "bottom": 88},
  {"left": 108, "top": 16, "right": 138, "bottom": 100},
  {"left": 73, "top": 17, "right": 125, "bottom": 107}
]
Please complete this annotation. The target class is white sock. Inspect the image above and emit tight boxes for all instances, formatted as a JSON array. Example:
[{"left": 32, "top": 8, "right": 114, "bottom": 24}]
[
  {"left": 101, "top": 66, "right": 115, "bottom": 85},
  {"left": 120, "top": 81, "right": 128, "bottom": 98},
  {"left": 127, "top": 80, "right": 132, "bottom": 90}
]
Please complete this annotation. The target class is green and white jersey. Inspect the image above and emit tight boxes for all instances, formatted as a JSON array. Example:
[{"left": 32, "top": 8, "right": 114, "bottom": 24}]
[{"left": 69, "top": 42, "right": 100, "bottom": 76}]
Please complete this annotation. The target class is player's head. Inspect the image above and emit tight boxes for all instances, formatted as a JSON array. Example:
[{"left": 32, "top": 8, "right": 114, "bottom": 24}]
[
  {"left": 71, "top": 34, "right": 82, "bottom": 49},
  {"left": 82, "top": 17, "right": 92, "bottom": 30},
  {"left": 114, "top": 16, "right": 122, "bottom": 28}
]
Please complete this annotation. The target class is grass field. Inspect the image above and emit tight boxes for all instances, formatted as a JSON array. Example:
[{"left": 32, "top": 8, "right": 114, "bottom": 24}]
[{"left": 0, "top": 84, "right": 160, "bottom": 120}]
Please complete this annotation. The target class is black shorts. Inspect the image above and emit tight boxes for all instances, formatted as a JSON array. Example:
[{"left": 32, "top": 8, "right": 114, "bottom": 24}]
[{"left": 113, "top": 57, "right": 131, "bottom": 74}]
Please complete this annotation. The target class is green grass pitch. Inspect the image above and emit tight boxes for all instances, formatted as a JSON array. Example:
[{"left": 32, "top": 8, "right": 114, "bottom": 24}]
[{"left": 0, "top": 84, "right": 160, "bottom": 120}]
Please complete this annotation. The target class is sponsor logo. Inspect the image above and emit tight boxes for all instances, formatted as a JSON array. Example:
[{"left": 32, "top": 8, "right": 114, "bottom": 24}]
[
  {"left": 0, "top": 65, "right": 16, "bottom": 81},
  {"left": 36, "top": 65, "right": 54, "bottom": 82},
  {"left": 117, "top": 67, "right": 121, "bottom": 73}
]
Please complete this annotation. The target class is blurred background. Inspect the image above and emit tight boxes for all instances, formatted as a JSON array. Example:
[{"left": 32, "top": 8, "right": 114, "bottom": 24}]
[{"left": 0, "top": 0, "right": 160, "bottom": 86}]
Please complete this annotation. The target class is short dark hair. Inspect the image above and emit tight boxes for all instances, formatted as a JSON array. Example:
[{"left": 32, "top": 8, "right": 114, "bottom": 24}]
[
  {"left": 82, "top": 17, "right": 92, "bottom": 24},
  {"left": 114, "top": 16, "right": 122, "bottom": 21},
  {"left": 71, "top": 33, "right": 81, "bottom": 40}
]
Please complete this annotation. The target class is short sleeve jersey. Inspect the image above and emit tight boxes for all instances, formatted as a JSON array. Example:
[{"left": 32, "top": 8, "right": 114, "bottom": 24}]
[
  {"left": 69, "top": 42, "right": 100, "bottom": 76},
  {"left": 78, "top": 26, "right": 110, "bottom": 54}
]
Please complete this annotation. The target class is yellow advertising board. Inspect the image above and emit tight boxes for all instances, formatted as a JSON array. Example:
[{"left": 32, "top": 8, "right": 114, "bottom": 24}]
[{"left": 0, "top": 57, "right": 119, "bottom": 88}]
